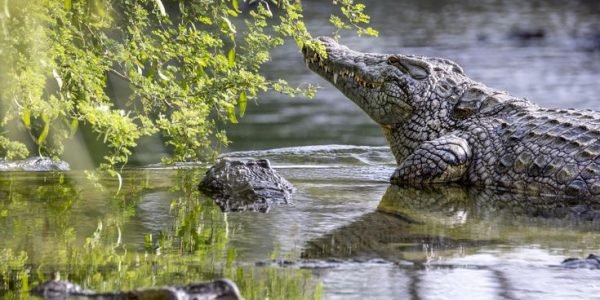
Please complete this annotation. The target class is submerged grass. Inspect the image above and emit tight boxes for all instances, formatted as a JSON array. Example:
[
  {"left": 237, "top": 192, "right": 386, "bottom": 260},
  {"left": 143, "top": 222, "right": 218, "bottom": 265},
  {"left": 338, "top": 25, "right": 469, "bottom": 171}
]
[{"left": 0, "top": 169, "right": 322, "bottom": 299}]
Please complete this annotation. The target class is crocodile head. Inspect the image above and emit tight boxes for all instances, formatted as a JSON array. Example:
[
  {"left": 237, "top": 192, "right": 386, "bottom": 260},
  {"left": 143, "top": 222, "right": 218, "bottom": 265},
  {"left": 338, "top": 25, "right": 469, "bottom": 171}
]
[{"left": 303, "top": 37, "right": 471, "bottom": 127}]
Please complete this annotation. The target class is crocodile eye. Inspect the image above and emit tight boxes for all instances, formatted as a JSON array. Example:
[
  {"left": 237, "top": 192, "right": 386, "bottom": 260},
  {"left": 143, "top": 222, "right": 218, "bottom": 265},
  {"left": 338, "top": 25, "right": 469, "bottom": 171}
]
[
  {"left": 387, "top": 56, "right": 401, "bottom": 65},
  {"left": 387, "top": 55, "right": 430, "bottom": 80}
]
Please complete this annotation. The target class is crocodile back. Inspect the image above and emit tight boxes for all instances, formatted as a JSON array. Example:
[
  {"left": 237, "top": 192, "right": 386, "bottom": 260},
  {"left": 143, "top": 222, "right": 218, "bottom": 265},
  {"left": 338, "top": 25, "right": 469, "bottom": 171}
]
[{"left": 466, "top": 107, "right": 600, "bottom": 197}]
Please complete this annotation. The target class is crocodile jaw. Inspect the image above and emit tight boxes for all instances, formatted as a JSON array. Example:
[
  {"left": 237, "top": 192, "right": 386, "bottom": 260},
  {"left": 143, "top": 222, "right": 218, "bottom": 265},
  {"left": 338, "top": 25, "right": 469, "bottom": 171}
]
[
  {"left": 303, "top": 37, "right": 384, "bottom": 96},
  {"left": 303, "top": 37, "right": 415, "bottom": 126}
]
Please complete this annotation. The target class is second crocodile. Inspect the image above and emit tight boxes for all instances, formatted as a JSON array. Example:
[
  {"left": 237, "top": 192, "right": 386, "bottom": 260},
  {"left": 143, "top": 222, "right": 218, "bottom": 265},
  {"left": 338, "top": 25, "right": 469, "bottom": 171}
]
[
  {"left": 304, "top": 37, "right": 600, "bottom": 197},
  {"left": 198, "top": 158, "right": 294, "bottom": 212},
  {"left": 31, "top": 279, "right": 241, "bottom": 300}
]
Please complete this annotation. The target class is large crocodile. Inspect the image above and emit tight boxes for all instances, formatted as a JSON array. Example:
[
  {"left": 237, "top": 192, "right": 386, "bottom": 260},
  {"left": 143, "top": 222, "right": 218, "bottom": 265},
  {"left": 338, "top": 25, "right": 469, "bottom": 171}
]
[{"left": 304, "top": 37, "right": 600, "bottom": 197}]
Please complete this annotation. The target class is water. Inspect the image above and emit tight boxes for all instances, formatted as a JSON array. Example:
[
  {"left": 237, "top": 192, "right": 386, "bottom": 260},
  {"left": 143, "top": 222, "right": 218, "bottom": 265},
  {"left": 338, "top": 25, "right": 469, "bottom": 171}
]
[
  {"left": 2, "top": 147, "right": 600, "bottom": 299},
  {"left": 3, "top": 0, "right": 600, "bottom": 299}
]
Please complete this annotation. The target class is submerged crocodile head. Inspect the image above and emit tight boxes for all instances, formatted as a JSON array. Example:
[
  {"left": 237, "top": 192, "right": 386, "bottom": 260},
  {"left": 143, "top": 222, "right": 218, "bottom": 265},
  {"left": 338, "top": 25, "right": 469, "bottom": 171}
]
[{"left": 303, "top": 37, "right": 472, "bottom": 128}]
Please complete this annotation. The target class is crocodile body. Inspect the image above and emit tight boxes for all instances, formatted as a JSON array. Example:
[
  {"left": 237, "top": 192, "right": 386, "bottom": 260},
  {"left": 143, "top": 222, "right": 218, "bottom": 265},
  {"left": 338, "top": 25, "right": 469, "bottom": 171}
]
[
  {"left": 198, "top": 158, "right": 294, "bottom": 212},
  {"left": 31, "top": 279, "right": 242, "bottom": 300},
  {"left": 304, "top": 37, "right": 600, "bottom": 197},
  {"left": 0, "top": 156, "right": 69, "bottom": 171},
  {"left": 562, "top": 254, "right": 600, "bottom": 269}
]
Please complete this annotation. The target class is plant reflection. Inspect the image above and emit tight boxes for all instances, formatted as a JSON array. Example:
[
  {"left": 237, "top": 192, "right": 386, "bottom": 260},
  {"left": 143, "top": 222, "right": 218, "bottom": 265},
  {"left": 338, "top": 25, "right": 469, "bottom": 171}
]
[{"left": 0, "top": 169, "right": 320, "bottom": 299}]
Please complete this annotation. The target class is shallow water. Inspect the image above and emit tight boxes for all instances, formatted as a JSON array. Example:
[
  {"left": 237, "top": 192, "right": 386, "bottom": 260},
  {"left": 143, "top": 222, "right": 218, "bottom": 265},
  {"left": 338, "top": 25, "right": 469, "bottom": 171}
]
[
  {"left": 2, "top": 146, "right": 600, "bottom": 299},
  {"left": 3, "top": 1, "right": 600, "bottom": 299}
]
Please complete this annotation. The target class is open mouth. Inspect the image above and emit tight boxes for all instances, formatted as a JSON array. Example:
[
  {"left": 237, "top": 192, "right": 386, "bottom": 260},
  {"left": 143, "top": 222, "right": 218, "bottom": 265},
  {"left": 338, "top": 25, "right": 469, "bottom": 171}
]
[{"left": 302, "top": 39, "right": 383, "bottom": 89}]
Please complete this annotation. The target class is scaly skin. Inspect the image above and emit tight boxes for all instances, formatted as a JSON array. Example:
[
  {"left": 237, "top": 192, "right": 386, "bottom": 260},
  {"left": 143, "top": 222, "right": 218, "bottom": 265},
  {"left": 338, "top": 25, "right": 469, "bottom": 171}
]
[
  {"left": 303, "top": 37, "right": 600, "bottom": 197},
  {"left": 31, "top": 279, "right": 242, "bottom": 299},
  {"left": 198, "top": 158, "right": 294, "bottom": 212}
]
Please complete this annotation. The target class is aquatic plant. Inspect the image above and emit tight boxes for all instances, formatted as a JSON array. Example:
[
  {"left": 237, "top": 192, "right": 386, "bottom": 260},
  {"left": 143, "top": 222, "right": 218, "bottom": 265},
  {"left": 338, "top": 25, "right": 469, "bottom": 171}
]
[{"left": 0, "top": 169, "right": 323, "bottom": 299}]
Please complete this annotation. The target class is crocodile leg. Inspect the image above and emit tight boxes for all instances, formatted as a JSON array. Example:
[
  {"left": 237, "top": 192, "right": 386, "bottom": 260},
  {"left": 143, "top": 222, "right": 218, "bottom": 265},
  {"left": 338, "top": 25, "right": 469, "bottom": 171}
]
[{"left": 391, "top": 135, "right": 472, "bottom": 185}]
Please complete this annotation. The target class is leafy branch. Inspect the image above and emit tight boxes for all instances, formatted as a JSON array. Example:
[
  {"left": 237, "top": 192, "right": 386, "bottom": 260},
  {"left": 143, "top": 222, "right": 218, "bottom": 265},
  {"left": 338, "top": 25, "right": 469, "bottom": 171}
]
[{"left": 0, "top": 0, "right": 376, "bottom": 173}]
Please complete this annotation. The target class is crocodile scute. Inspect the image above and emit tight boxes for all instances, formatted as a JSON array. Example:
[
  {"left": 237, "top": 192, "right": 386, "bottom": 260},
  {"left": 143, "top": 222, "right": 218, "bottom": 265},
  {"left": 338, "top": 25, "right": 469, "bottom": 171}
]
[{"left": 304, "top": 36, "right": 600, "bottom": 197}]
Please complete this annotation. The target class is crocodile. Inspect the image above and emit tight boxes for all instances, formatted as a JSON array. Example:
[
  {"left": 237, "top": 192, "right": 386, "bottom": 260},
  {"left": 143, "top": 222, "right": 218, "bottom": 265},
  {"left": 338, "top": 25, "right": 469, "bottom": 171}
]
[
  {"left": 0, "top": 156, "right": 69, "bottom": 171},
  {"left": 561, "top": 254, "right": 600, "bottom": 269},
  {"left": 198, "top": 158, "right": 294, "bottom": 212},
  {"left": 31, "top": 279, "right": 242, "bottom": 300},
  {"left": 304, "top": 36, "right": 600, "bottom": 197}
]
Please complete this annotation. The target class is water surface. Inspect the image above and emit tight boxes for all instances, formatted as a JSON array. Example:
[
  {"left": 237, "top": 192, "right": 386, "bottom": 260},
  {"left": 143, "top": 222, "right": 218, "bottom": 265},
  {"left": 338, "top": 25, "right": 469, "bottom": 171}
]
[
  {"left": 2, "top": 146, "right": 600, "bottom": 299},
  {"left": 3, "top": 1, "right": 600, "bottom": 299}
]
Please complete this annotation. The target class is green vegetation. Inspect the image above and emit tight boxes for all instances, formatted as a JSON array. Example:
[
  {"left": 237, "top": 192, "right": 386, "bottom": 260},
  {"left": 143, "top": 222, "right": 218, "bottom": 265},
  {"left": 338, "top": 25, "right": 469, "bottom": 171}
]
[
  {"left": 0, "top": 2, "right": 377, "bottom": 297},
  {"left": 0, "top": 0, "right": 377, "bottom": 174},
  {"left": 0, "top": 169, "right": 322, "bottom": 299}
]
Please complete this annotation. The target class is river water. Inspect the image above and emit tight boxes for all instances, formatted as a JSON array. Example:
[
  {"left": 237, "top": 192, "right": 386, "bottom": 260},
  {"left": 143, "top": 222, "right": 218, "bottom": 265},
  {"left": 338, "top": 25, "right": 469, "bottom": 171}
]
[{"left": 2, "top": 0, "right": 600, "bottom": 299}]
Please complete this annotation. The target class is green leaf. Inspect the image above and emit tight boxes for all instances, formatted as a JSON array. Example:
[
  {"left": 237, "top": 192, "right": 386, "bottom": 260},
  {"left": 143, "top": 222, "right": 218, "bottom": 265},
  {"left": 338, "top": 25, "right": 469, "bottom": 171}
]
[
  {"left": 21, "top": 110, "right": 31, "bottom": 129},
  {"left": 228, "top": 48, "right": 235, "bottom": 67},
  {"left": 37, "top": 113, "right": 50, "bottom": 146},
  {"left": 227, "top": 106, "right": 238, "bottom": 124},
  {"left": 154, "top": 0, "right": 167, "bottom": 16},
  {"left": 145, "top": 234, "right": 152, "bottom": 250},
  {"left": 69, "top": 119, "right": 79, "bottom": 137},
  {"left": 158, "top": 69, "right": 169, "bottom": 81},
  {"left": 64, "top": 0, "right": 72, "bottom": 11},
  {"left": 89, "top": 0, "right": 106, "bottom": 18},
  {"left": 232, "top": 0, "right": 240, "bottom": 13},
  {"left": 238, "top": 91, "right": 247, "bottom": 117},
  {"left": 221, "top": 16, "right": 236, "bottom": 34},
  {"left": 226, "top": 248, "right": 236, "bottom": 266}
]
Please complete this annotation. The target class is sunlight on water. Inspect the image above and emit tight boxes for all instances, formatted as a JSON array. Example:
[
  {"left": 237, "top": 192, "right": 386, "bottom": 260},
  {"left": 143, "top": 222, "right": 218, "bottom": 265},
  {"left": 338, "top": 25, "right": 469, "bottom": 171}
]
[{"left": 1, "top": 146, "right": 600, "bottom": 299}]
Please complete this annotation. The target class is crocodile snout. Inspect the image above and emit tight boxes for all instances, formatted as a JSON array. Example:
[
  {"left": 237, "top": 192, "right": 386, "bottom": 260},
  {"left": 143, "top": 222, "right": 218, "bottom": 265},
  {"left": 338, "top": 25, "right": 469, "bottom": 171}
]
[{"left": 316, "top": 36, "right": 338, "bottom": 47}]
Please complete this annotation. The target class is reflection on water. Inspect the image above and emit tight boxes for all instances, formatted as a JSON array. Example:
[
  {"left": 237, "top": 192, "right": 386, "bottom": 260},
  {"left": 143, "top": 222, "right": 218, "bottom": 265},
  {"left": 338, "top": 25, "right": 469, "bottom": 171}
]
[
  {"left": 299, "top": 180, "right": 600, "bottom": 299},
  {"left": 0, "top": 170, "right": 321, "bottom": 300},
  {"left": 2, "top": 146, "right": 600, "bottom": 299},
  {"left": 304, "top": 184, "right": 600, "bottom": 262}
]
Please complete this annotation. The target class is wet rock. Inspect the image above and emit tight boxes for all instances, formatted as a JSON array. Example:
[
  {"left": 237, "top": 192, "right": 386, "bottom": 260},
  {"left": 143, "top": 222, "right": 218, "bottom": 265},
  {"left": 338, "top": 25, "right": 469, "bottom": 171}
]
[
  {"left": 561, "top": 254, "right": 600, "bottom": 269},
  {"left": 0, "top": 156, "right": 69, "bottom": 172},
  {"left": 31, "top": 279, "right": 242, "bottom": 300},
  {"left": 198, "top": 158, "right": 294, "bottom": 212}
]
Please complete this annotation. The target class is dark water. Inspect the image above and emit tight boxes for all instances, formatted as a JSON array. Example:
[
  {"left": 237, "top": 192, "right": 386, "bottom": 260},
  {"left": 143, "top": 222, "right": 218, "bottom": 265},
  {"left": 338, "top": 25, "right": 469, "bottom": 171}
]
[{"left": 3, "top": 1, "right": 600, "bottom": 299}]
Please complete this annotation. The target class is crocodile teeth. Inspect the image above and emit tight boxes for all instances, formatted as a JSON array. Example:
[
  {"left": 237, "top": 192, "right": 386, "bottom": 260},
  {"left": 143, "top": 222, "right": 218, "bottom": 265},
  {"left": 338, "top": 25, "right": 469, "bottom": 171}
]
[{"left": 333, "top": 73, "right": 338, "bottom": 84}]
